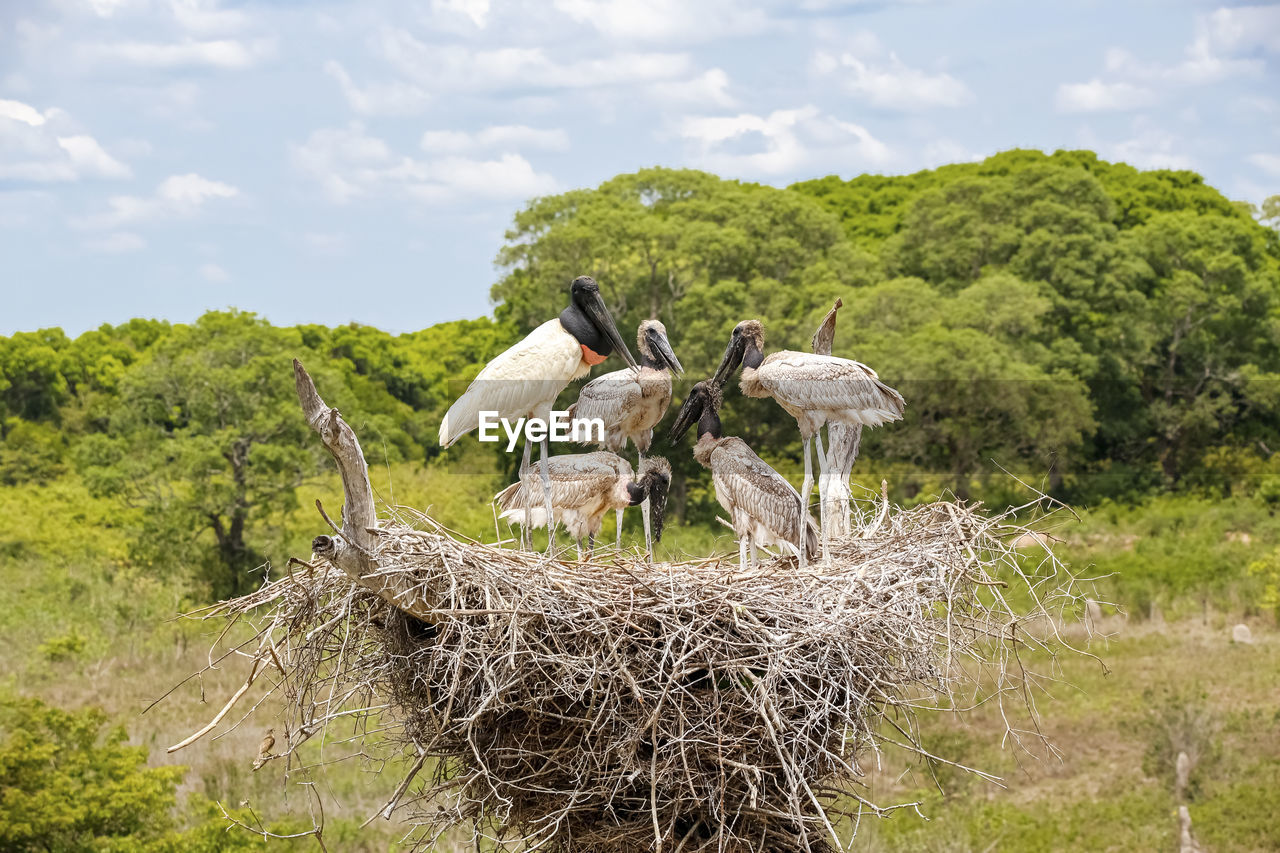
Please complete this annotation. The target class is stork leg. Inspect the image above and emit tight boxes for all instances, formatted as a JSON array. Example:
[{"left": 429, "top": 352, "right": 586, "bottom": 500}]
[
  {"left": 749, "top": 533, "right": 758, "bottom": 569},
  {"left": 576, "top": 538, "right": 585, "bottom": 562},
  {"left": 814, "top": 429, "right": 830, "bottom": 562},
  {"left": 615, "top": 509, "right": 623, "bottom": 552},
  {"left": 587, "top": 532, "right": 595, "bottom": 561},
  {"left": 801, "top": 436, "right": 814, "bottom": 517},
  {"left": 638, "top": 450, "right": 653, "bottom": 561},
  {"left": 739, "top": 537, "right": 748, "bottom": 572},
  {"left": 519, "top": 440, "right": 533, "bottom": 551},
  {"left": 538, "top": 437, "right": 556, "bottom": 554}
]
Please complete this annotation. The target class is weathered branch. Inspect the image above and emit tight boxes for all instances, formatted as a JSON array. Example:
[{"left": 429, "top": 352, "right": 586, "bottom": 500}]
[{"left": 294, "top": 358, "right": 436, "bottom": 619}]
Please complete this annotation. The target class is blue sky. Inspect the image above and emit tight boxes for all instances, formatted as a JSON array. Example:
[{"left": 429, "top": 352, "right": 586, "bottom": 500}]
[{"left": 2, "top": 0, "right": 1278, "bottom": 337}]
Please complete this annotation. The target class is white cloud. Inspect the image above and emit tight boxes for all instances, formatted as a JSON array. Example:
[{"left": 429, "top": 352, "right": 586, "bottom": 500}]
[
  {"left": 199, "top": 262, "right": 230, "bottom": 281},
  {"left": 302, "top": 232, "right": 348, "bottom": 256},
  {"left": 291, "top": 123, "right": 558, "bottom": 205},
  {"left": 553, "top": 0, "right": 768, "bottom": 42},
  {"left": 420, "top": 125, "right": 569, "bottom": 153},
  {"left": 432, "top": 0, "right": 491, "bottom": 28},
  {"left": 812, "top": 39, "right": 972, "bottom": 110},
  {"left": 377, "top": 28, "right": 694, "bottom": 92},
  {"left": 0, "top": 98, "right": 131, "bottom": 181},
  {"left": 920, "top": 139, "right": 984, "bottom": 168},
  {"left": 678, "top": 105, "right": 893, "bottom": 176},
  {"left": 1058, "top": 7, "right": 1278, "bottom": 118},
  {"left": 76, "top": 173, "right": 239, "bottom": 228},
  {"left": 1104, "top": 44, "right": 1260, "bottom": 86},
  {"left": 85, "top": 231, "right": 146, "bottom": 253},
  {"left": 1095, "top": 121, "right": 1195, "bottom": 171},
  {"left": 324, "top": 61, "right": 430, "bottom": 116},
  {"left": 88, "top": 37, "right": 274, "bottom": 69},
  {"left": 1055, "top": 79, "right": 1155, "bottom": 113},
  {"left": 1195, "top": 5, "right": 1280, "bottom": 57},
  {"left": 56, "top": 136, "right": 132, "bottom": 179},
  {"left": 1249, "top": 153, "right": 1280, "bottom": 177},
  {"left": 648, "top": 68, "right": 736, "bottom": 106},
  {"left": 0, "top": 98, "right": 47, "bottom": 126},
  {"left": 168, "top": 0, "right": 251, "bottom": 35}
]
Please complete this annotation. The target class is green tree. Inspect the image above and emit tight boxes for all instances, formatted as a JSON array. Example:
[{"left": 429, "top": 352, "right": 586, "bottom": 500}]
[
  {"left": 1116, "top": 212, "right": 1280, "bottom": 482},
  {"left": 77, "top": 311, "right": 331, "bottom": 597},
  {"left": 0, "top": 698, "right": 185, "bottom": 851}
]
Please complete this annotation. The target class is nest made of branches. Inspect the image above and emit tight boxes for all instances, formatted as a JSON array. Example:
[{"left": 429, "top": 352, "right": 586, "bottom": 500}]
[{"left": 189, "top": 489, "right": 1085, "bottom": 853}]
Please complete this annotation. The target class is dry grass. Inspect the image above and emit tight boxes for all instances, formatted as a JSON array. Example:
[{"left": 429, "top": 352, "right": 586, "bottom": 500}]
[{"left": 173, "top": 491, "right": 1087, "bottom": 853}]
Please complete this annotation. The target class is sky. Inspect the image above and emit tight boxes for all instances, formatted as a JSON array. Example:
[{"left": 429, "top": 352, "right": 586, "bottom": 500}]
[{"left": 1, "top": 0, "right": 1278, "bottom": 337}]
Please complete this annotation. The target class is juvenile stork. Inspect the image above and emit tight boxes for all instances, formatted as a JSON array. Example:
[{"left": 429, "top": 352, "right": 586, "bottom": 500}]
[
  {"left": 568, "top": 319, "right": 683, "bottom": 556},
  {"left": 711, "top": 320, "right": 904, "bottom": 558},
  {"left": 669, "top": 381, "right": 818, "bottom": 570},
  {"left": 439, "top": 276, "right": 638, "bottom": 547},
  {"left": 494, "top": 453, "right": 671, "bottom": 560}
]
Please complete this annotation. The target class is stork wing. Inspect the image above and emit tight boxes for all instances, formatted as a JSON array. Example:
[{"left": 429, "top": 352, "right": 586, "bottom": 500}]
[
  {"left": 439, "top": 320, "right": 584, "bottom": 447},
  {"left": 494, "top": 452, "right": 631, "bottom": 512},
  {"left": 710, "top": 438, "right": 809, "bottom": 544},
  {"left": 569, "top": 367, "right": 642, "bottom": 428},
  {"left": 755, "top": 351, "right": 905, "bottom": 425}
]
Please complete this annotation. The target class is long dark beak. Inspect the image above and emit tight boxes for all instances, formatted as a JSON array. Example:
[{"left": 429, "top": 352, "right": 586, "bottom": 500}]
[
  {"left": 648, "top": 472, "right": 669, "bottom": 543},
  {"left": 584, "top": 292, "right": 639, "bottom": 371},
  {"left": 667, "top": 390, "right": 703, "bottom": 444},
  {"left": 710, "top": 333, "right": 745, "bottom": 388},
  {"left": 651, "top": 330, "right": 684, "bottom": 375}
]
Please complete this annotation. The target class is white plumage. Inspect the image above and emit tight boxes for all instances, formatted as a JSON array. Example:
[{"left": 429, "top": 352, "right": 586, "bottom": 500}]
[
  {"left": 439, "top": 319, "right": 591, "bottom": 448},
  {"left": 714, "top": 319, "right": 904, "bottom": 559},
  {"left": 670, "top": 381, "right": 817, "bottom": 569},
  {"left": 568, "top": 319, "right": 681, "bottom": 455},
  {"left": 494, "top": 453, "right": 670, "bottom": 559},
  {"left": 436, "top": 275, "right": 638, "bottom": 551},
  {"left": 568, "top": 319, "right": 682, "bottom": 557},
  {"left": 696, "top": 435, "right": 818, "bottom": 564},
  {"left": 742, "top": 351, "right": 904, "bottom": 436}
]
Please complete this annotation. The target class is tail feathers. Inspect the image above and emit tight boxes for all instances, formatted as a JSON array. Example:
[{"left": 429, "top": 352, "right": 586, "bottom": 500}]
[
  {"left": 439, "top": 391, "right": 485, "bottom": 448},
  {"left": 495, "top": 481, "right": 553, "bottom": 529},
  {"left": 493, "top": 481, "right": 522, "bottom": 511},
  {"left": 803, "top": 515, "right": 820, "bottom": 559},
  {"left": 499, "top": 506, "right": 550, "bottom": 529}
]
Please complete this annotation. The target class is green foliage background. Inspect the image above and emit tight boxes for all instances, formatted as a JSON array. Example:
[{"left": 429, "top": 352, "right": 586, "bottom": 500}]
[{"left": 2, "top": 149, "right": 1279, "bottom": 850}]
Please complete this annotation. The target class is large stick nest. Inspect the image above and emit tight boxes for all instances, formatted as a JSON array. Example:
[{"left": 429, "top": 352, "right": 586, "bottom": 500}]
[{"left": 202, "top": 493, "right": 1082, "bottom": 852}]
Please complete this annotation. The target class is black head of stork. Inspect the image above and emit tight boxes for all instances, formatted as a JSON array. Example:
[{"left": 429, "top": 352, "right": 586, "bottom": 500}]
[
  {"left": 625, "top": 456, "right": 672, "bottom": 542},
  {"left": 561, "top": 276, "right": 639, "bottom": 370},
  {"left": 711, "top": 319, "right": 765, "bottom": 387},
  {"left": 667, "top": 379, "right": 724, "bottom": 444},
  {"left": 637, "top": 319, "right": 684, "bottom": 375}
]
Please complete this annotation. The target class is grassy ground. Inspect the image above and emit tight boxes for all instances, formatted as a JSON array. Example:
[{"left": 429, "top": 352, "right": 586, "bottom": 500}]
[{"left": 1, "top": 461, "right": 1277, "bottom": 850}]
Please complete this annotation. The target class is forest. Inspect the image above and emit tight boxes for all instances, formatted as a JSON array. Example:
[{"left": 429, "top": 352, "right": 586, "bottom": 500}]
[{"left": 2, "top": 149, "right": 1279, "bottom": 850}]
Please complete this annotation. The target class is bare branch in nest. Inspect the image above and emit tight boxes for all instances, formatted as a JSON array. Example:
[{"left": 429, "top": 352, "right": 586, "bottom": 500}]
[
  {"left": 293, "top": 358, "right": 438, "bottom": 619},
  {"left": 172, "top": 362, "right": 1096, "bottom": 853}
]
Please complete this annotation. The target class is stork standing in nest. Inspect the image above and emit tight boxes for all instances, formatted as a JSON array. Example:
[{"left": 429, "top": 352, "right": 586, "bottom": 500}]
[
  {"left": 710, "top": 319, "right": 904, "bottom": 559},
  {"left": 568, "top": 319, "right": 683, "bottom": 556},
  {"left": 669, "top": 381, "right": 818, "bottom": 570},
  {"left": 494, "top": 453, "right": 671, "bottom": 561},
  {"left": 439, "top": 276, "right": 638, "bottom": 549}
]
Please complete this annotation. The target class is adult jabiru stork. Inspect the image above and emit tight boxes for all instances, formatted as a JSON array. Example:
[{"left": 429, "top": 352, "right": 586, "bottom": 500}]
[
  {"left": 494, "top": 453, "right": 671, "bottom": 561},
  {"left": 668, "top": 380, "right": 818, "bottom": 570},
  {"left": 710, "top": 320, "right": 904, "bottom": 559},
  {"left": 567, "top": 319, "right": 683, "bottom": 556},
  {"left": 439, "top": 276, "right": 638, "bottom": 549}
]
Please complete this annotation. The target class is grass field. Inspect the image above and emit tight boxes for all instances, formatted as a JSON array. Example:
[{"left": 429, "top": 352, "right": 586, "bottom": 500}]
[{"left": 2, "top": 460, "right": 1276, "bottom": 851}]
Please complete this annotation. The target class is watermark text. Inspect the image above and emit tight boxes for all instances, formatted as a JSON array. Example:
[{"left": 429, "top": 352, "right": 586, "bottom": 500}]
[{"left": 478, "top": 411, "right": 605, "bottom": 451}]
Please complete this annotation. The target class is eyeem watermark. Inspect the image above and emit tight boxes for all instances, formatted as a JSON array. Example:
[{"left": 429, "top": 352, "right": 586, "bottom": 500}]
[{"left": 478, "top": 411, "right": 605, "bottom": 452}]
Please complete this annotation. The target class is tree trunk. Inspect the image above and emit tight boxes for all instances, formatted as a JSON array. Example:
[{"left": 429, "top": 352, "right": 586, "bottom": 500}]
[
  {"left": 294, "top": 359, "right": 440, "bottom": 619},
  {"left": 811, "top": 299, "right": 855, "bottom": 539}
]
